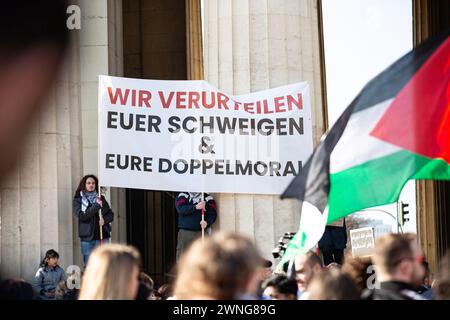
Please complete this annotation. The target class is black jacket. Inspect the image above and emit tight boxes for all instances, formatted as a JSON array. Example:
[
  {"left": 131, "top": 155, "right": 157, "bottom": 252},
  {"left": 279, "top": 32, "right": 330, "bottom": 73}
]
[
  {"left": 73, "top": 195, "right": 114, "bottom": 241},
  {"left": 362, "top": 281, "right": 425, "bottom": 300},
  {"left": 175, "top": 192, "right": 217, "bottom": 231}
]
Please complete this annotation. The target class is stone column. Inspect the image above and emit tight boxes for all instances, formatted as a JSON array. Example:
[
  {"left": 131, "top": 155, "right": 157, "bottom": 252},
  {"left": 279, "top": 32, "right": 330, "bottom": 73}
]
[
  {"left": 203, "top": 0, "right": 326, "bottom": 261},
  {"left": 0, "top": 1, "right": 127, "bottom": 281},
  {"left": 76, "top": 0, "right": 127, "bottom": 263},
  {"left": 186, "top": 0, "right": 204, "bottom": 80},
  {"left": 413, "top": 0, "right": 450, "bottom": 276}
]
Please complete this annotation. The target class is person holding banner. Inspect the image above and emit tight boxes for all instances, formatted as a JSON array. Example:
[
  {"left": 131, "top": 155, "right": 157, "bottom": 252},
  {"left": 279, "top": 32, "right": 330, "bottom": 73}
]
[
  {"left": 73, "top": 174, "right": 114, "bottom": 267},
  {"left": 175, "top": 192, "right": 217, "bottom": 261}
]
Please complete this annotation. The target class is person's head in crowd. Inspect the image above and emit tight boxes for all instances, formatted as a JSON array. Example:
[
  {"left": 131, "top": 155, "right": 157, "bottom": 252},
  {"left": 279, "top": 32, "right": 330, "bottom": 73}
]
[
  {"left": 54, "top": 281, "right": 68, "bottom": 300},
  {"left": 78, "top": 244, "right": 141, "bottom": 300},
  {"left": 259, "top": 259, "right": 273, "bottom": 281},
  {"left": 33, "top": 249, "right": 65, "bottom": 300},
  {"left": 294, "top": 251, "right": 323, "bottom": 293},
  {"left": 40, "top": 249, "right": 60, "bottom": 269},
  {"left": 135, "top": 282, "right": 153, "bottom": 300},
  {"left": 135, "top": 272, "right": 155, "bottom": 300},
  {"left": 372, "top": 233, "right": 425, "bottom": 289},
  {"left": 157, "top": 284, "right": 173, "bottom": 300},
  {"left": 74, "top": 174, "right": 99, "bottom": 197},
  {"left": 55, "top": 280, "right": 79, "bottom": 300},
  {"left": 308, "top": 268, "right": 360, "bottom": 300},
  {"left": 173, "top": 232, "right": 263, "bottom": 299},
  {"left": 326, "top": 262, "right": 341, "bottom": 270},
  {"left": 139, "top": 272, "right": 154, "bottom": 291},
  {"left": 0, "top": 279, "right": 34, "bottom": 300},
  {"left": 0, "top": 1, "right": 68, "bottom": 179},
  {"left": 435, "top": 251, "right": 450, "bottom": 300},
  {"left": 342, "top": 256, "right": 373, "bottom": 292},
  {"left": 262, "top": 275, "right": 297, "bottom": 300},
  {"left": 54, "top": 271, "right": 79, "bottom": 300}
]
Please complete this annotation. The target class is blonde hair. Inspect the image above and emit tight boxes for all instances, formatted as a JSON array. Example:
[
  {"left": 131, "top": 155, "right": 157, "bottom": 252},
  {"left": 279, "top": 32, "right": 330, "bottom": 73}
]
[
  {"left": 173, "top": 232, "right": 262, "bottom": 300},
  {"left": 78, "top": 244, "right": 141, "bottom": 300}
]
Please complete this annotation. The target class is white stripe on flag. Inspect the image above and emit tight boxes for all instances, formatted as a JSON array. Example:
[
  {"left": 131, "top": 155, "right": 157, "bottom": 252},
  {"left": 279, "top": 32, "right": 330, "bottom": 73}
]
[{"left": 330, "top": 99, "right": 402, "bottom": 173}]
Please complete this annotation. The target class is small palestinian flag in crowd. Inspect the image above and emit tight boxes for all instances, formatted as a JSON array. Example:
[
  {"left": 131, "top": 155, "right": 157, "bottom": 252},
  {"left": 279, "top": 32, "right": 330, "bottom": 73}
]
[{"left": 279, "top": 30, "right": 450, "bottom": 267}]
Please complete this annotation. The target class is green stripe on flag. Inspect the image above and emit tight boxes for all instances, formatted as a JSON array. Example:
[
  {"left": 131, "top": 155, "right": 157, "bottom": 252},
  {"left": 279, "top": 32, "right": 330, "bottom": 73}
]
[
  {"left": 328, "top": 150, "right": 450, "bottom": 222},
  {"left": 276, "top": 150, "right": 450, "bottom": 271}
]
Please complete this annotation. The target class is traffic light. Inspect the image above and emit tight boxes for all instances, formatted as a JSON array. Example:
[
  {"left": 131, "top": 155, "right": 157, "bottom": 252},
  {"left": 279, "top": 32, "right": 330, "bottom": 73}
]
[{"left": 397, "top": 201, "right": 410, "bottom": 226}]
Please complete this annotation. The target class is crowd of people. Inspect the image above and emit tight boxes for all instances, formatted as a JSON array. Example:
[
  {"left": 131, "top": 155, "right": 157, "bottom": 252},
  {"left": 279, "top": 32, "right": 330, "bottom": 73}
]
[
  {"left": 1, "top": 173, "right": 450, "bottom": 301},
  {"left": 2, "top": 227, "right": 450, "bottom": 300},
  {"left": 1, "top": 0, "right": 450, "bottom": 303}
]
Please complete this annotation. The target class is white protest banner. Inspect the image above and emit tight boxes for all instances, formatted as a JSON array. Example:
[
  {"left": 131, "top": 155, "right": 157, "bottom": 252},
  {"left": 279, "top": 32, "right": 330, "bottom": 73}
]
[
  {"left": 350, "top": 227, "right": 375, "bottom": 257},
  {"left": 98, "top": 75, "right": 313, "bottom": 194}
]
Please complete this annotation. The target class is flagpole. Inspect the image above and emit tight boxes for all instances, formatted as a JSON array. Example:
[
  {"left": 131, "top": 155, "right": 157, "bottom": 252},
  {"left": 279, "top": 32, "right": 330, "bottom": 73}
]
[
  {"left": 201, "top": 192, "right": 205, "bottom": 242},
  {"left": 98, "top": 189, "right": 103, "bottom": 245},
  {"left": 97, "top": 89, "right": 103, "bottom": 246}
]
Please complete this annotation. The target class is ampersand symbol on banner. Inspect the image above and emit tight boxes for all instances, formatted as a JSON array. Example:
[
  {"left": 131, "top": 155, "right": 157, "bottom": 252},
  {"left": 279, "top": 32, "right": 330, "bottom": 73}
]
[{"left": 199, "top": 136, "right": 215, "bottom": 154}]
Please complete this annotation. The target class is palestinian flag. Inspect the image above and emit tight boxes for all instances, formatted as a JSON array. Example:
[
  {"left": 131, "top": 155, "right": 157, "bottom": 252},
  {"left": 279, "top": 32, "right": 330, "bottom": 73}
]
[{"left": 278, "top": 30, "right": 450, "bottom": 267}]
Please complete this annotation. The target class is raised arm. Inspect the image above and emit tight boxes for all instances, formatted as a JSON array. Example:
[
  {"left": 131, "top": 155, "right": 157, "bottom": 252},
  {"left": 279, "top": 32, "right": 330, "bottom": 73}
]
[{"left": 73, "top": 197, "right": 100, "bottom": 222}]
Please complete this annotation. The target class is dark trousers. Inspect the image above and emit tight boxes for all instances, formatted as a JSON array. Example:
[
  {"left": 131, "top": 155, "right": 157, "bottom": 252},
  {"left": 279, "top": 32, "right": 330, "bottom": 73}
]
[
  {"left": 321, "top": 247, "right": 344, "bottom": 266},
  {"left": 176, "top": 229, "right": 202, "bottom": 261}
]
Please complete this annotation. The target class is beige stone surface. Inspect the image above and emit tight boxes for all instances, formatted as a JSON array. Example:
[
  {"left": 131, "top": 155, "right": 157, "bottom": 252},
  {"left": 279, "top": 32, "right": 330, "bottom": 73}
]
[
  {"left": 0, "top": 0, "right": 325, "bottom": 279},
  {"left": 0, "top": 0, "right": 126, "bottom": 281},
  {"left": 203, "top": 0, "right": 325, "bottom": 262}
]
